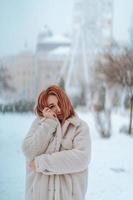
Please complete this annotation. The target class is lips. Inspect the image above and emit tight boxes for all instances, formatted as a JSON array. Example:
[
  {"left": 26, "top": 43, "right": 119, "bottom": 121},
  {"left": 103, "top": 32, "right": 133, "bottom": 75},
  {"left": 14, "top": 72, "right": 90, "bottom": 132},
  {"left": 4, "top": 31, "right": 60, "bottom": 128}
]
[{"left": 57, "top": 113, "right": 63, "bottom": 120}]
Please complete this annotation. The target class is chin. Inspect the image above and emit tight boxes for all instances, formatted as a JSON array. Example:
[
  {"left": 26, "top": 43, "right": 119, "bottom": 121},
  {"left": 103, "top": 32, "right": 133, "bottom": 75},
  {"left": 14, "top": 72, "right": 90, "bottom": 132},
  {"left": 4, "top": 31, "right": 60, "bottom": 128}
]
[{"left": 57, "top": 116, "right": 63, "bottom": 123}]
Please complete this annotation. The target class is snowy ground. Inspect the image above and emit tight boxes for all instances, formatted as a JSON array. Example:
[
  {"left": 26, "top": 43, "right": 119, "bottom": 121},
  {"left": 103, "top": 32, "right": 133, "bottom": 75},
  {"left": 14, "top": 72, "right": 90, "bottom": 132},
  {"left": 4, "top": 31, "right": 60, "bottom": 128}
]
[{"left": 0, "top": 110, "right": 133, "bottom": 200}]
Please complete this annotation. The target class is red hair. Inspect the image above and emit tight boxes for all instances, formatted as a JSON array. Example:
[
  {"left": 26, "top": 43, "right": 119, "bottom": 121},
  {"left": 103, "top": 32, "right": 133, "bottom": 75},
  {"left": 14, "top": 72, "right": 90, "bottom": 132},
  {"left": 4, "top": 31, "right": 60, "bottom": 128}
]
[{"left": 35, "top": 85, "right": 75, "bottom": 121}]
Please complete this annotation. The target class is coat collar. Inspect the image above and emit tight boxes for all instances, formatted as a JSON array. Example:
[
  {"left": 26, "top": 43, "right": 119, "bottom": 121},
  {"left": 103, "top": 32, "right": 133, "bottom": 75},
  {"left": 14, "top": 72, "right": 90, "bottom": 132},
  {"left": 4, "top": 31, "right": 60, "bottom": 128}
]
[
  {"left": 60, "top": 113, "right": 81, "bottom": 138},
  {"left": 66, "top": 113, "right": 81, "bottom": 127}
]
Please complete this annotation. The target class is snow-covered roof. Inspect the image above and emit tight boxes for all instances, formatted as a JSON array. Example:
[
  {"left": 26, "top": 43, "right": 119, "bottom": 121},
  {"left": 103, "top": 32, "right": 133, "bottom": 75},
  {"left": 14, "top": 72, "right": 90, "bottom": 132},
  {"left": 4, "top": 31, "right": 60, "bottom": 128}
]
[
  {"left": 49, "top": 46, "right": 70, "bottom": 56},
  {"left": 39, "top": 35, "right": 71, "bottom": 44}
]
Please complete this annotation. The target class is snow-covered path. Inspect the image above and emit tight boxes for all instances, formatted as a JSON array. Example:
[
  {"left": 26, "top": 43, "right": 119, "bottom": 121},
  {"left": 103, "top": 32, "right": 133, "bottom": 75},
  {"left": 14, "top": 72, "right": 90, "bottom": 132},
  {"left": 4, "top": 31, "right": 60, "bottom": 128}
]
[{"left": 0, "top": 111, "right": 133, "bottom": 200}]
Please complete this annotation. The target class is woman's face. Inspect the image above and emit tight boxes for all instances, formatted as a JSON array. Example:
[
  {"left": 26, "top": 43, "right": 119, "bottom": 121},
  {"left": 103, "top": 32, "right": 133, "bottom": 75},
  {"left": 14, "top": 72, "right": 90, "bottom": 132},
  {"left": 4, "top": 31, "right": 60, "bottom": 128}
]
[{"left": 47, "top": 95, "right": 63, "bottom": 120}]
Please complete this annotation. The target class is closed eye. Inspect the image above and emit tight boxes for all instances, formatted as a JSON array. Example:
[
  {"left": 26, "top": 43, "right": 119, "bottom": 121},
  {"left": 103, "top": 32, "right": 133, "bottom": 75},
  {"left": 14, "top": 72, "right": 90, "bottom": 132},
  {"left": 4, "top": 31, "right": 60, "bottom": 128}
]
[{"left": 49, "top": 105, "right": 55, "bottom": 109}]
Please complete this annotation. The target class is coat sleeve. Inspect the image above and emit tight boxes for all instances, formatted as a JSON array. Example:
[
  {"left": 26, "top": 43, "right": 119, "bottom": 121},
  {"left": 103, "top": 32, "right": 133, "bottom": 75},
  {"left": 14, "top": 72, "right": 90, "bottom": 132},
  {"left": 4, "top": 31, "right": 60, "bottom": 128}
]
[
  {"left": 34, "top": 121, "right": 91, "bottom": 175},
  {"left": 22, "top": 117, "right": 58, "bottom": 160}
]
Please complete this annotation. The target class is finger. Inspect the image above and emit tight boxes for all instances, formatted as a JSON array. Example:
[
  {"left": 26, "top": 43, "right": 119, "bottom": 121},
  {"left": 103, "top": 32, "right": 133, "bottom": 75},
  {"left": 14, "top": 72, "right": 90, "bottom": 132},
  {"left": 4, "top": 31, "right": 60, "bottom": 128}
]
[
  {"left": 43, "top": 107, "right": 49, "bottom": 112},
  {"left": 44, "top": 107, "right": 51, "bottom": 111},
  {"left": 45, "top": 109, "right": 52, "bottom": 114},
  {"left": 47, "top": 109, "right": 55, "bottom": 115},
  {"left": 52, "top": 112, "right": 57, "bottom": 117},
  {"left": 42, "top": 108, "right": 49, "bottom": 116}
]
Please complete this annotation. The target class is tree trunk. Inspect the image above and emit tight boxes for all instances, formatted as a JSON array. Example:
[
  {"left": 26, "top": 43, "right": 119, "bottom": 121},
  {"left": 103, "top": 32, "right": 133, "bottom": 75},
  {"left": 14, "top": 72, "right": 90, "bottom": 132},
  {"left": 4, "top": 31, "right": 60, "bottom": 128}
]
[{"left": 128, "top": 96, "right": 133, "bottom": 135}]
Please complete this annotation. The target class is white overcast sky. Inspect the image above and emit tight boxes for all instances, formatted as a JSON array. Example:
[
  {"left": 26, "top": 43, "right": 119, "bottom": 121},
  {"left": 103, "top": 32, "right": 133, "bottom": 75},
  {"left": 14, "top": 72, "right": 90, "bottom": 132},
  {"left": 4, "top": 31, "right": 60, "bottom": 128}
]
[{"left": 0, "top": 0, "right": 133, "bottom": 56}]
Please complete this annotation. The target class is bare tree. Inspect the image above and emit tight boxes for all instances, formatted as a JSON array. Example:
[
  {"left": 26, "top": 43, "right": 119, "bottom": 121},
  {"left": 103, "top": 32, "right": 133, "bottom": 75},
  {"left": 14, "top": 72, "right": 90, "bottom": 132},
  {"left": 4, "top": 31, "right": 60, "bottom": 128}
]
[
  {"left": 96, "top": 48, "right": 133, "bottom": 135},
  {"left": 0, "top": 63, "right": 14, "bottom": 97}
]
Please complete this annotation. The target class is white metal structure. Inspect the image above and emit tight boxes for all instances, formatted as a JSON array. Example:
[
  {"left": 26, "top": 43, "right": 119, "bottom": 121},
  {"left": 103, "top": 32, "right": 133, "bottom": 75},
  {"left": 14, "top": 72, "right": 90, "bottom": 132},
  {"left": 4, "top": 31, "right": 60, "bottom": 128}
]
[{"left": 61, "top": 0, "right": 113, "bottom": 101}]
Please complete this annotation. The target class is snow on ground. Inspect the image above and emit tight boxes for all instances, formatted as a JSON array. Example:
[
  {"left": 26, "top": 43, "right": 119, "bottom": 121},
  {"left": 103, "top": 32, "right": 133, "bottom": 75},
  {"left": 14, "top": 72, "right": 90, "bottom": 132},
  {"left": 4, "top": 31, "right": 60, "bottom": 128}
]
[{"left": 0, "top": 110, "right": 133, "bottom": 200}]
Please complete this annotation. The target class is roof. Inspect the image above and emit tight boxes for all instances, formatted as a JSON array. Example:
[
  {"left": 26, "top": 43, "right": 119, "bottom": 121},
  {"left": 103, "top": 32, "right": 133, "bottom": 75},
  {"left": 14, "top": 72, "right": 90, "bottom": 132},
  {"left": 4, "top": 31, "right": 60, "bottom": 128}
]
[
  {"left": 49, "top": 46, "right": 70, "bottom": 56},
  {"left": 38, "top": 35, "right": 71, "bottom": 45}
]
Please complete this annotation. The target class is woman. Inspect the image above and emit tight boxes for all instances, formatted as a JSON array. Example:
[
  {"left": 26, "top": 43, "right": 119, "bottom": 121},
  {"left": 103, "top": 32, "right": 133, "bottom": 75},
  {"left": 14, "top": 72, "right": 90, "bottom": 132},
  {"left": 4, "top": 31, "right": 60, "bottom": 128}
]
[{"left": 22, "top": 85, "right": 91, "bottom": 200}]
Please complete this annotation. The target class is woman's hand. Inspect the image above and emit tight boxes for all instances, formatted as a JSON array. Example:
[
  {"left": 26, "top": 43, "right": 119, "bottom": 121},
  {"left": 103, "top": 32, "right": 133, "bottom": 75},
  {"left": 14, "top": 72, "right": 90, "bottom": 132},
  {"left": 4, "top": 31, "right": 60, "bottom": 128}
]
[
  {"left": 42, "top": 107, "right": 57, "bottom": 119},
  {"left": 29, "top": 160, "right": 36, "bottom": 171}
]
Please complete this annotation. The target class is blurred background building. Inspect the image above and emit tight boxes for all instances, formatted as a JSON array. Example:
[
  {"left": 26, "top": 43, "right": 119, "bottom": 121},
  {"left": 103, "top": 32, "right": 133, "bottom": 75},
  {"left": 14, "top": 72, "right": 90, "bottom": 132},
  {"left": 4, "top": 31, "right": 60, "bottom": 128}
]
[
  {"left": 0, "top": 0, "right": 132, "bottom": 110},
  {"left": 0, "top": 0, "right": 114, "bottom": 104},
  {"left": 0, "top": 26, "right": 71, "bottom": 103}
]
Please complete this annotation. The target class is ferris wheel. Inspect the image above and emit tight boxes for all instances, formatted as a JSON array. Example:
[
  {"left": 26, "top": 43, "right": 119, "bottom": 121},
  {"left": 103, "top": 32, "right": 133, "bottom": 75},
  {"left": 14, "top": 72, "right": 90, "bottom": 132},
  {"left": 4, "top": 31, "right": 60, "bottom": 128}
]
[{"left": 60, "top": 0, "right": 113, "bottom": 103}]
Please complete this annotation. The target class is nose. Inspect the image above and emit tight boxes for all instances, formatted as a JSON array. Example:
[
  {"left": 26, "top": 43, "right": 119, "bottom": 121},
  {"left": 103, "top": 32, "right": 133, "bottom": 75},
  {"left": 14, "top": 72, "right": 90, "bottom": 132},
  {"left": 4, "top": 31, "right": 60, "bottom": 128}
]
[{"left": 56, "top": 105, "right": 61, "bottom": 113}]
